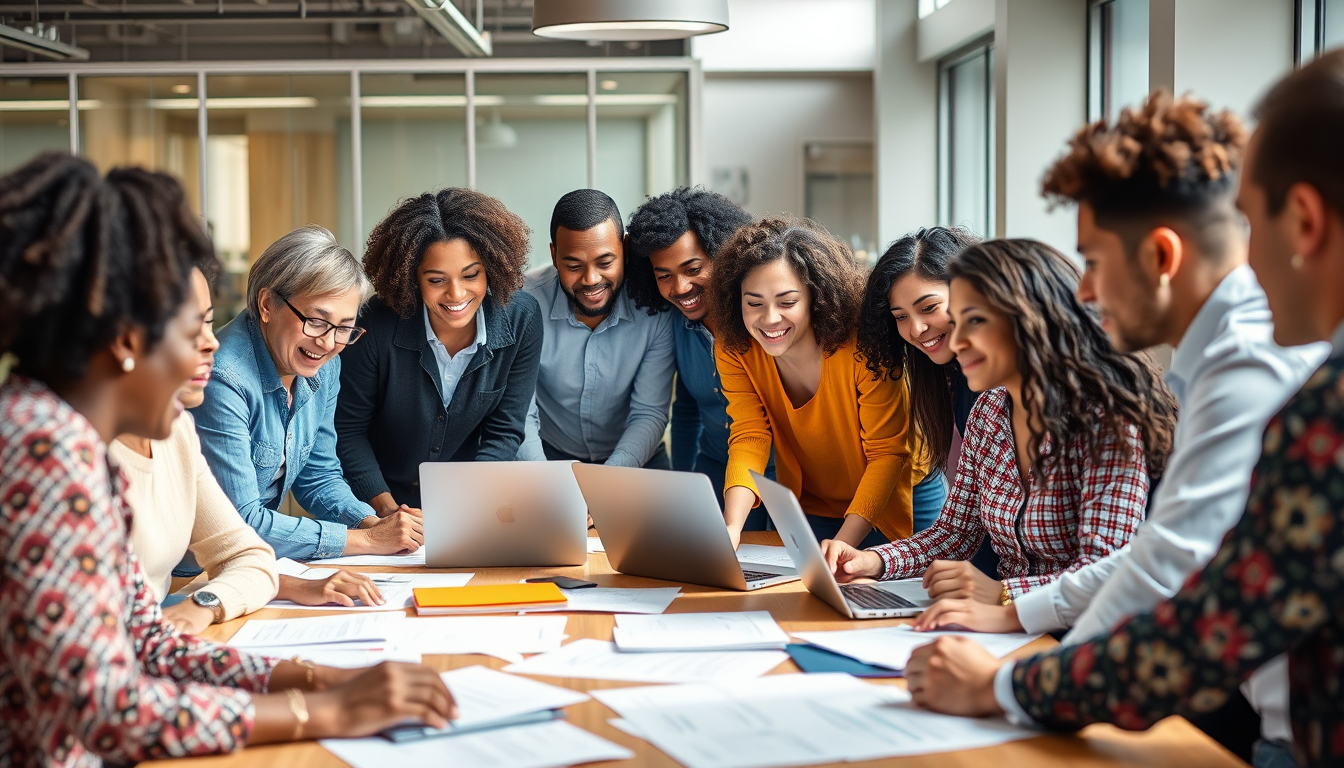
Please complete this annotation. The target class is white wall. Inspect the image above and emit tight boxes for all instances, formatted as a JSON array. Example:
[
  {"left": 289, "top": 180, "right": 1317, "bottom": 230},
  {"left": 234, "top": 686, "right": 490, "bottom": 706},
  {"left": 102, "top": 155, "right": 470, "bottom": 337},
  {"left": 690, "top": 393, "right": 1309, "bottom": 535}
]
[
  {"left": 702, "top": 73, "right": 874, "bottom": 220},
  {"left": 691, "top": 0, "right": 876, "bottom": 73},
  {"left": 876, "top": 0, "right": 939, "bottom": 247}
]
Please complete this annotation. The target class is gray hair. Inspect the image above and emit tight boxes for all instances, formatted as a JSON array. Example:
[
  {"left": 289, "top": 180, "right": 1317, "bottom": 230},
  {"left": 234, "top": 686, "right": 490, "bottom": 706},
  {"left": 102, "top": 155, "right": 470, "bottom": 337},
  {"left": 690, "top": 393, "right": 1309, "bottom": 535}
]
[{"left": 246, "top": 225, "right": 373, "bottom": 318}]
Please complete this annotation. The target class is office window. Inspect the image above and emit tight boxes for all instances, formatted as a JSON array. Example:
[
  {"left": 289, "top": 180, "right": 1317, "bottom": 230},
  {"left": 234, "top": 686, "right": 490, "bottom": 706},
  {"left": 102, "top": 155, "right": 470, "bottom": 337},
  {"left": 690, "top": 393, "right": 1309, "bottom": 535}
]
[
  {"left": 803, "top": 142, "right": 876, "bottom": 265},
  {"left": 939, "top": 45, "right": 995, "bottom": 238},
  {"left": 474, "top": 73, "right": 590, "bottom": 268},
  {"left": 0, "top": 77, "right": 70, "bottom": 173},
  {"left": 204, "top": 74, "right": 351, "bottom": 322},
  {"left": 1299, "top": 0, "right": 1344, "bottom": 63},
  {"left": 595, "top": 71, "right": 689, "bottom": 239},
  {"left": 1088, "top": 0, "right": 1150, "bottom": 122},
  {"left": 77, "top": 76, "right": 201, "bottom": 212},
  {"left": 358, "top": 73, "right": 469, "bottom": 249}
]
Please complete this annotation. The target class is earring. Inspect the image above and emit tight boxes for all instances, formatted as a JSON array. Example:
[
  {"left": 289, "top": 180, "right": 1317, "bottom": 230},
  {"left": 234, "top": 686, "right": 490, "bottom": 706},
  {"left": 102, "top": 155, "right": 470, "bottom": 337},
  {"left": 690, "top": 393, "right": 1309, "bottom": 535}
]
[
  {"left": 121, "top": 357, "right": 135, "bottom": 373},
  {"left": 1159, "top": 274, "right": 1170, "bottom": 288},
  {"left": 1291, "top": 254, "right": 1305, "bottom": 270}
]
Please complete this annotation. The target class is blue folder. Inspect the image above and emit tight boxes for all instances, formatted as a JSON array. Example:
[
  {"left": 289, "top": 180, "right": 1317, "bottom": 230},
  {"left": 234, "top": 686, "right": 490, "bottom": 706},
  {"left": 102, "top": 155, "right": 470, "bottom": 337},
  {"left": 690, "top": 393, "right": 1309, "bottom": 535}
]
[{"left": 786, "top": 643, "right": 904, "bottom": 678}]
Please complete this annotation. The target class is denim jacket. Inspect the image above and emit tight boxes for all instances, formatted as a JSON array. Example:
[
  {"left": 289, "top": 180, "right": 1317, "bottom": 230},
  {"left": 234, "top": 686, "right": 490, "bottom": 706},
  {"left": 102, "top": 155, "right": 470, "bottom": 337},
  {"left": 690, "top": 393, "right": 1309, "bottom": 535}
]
[{"left": 191, "top": 313, "right": 374, "bottom": 560}]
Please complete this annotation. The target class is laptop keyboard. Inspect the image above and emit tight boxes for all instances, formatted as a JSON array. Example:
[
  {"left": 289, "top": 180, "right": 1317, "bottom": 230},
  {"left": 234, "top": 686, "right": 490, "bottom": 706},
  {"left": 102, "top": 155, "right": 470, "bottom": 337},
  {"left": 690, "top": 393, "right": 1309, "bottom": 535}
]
[
  {"left": 742, "top": 568, "right": 779, "bottom": 582},
  {"left": 841, "top": 584, "right": 917, "bottom": 610}
]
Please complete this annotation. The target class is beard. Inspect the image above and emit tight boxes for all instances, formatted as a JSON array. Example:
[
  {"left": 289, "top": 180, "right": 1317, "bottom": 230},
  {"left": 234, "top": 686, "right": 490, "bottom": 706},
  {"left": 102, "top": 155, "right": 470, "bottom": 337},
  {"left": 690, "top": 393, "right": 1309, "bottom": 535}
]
[{"left": 563, "top": 277, "right": 624, "bottom": 318}]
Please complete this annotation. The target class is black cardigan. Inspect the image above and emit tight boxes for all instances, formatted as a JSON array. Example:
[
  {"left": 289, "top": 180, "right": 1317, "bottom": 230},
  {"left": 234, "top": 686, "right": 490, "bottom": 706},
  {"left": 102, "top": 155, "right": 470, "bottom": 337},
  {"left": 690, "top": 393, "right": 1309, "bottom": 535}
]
[{"left": 335, "top": 292, "right": 542, "bottom": 509}]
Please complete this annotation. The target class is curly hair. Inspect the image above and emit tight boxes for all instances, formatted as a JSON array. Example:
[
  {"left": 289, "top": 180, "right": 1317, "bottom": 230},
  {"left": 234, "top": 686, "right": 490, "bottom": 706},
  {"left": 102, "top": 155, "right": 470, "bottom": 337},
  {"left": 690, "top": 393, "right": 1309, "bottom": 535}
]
[
  {"left": 0, "top": 152, "right": 219, "bottom": 386},
  {"left": 362, "top": 188, "right": 531, "bottom": 318},
  {"left": 856, "top": 227, "right": 980, "bottom": 472},
  {"left": 708, "top": 216, "right": 866, "bottom": 357},
  {"left": 948, "top": 239, "right": 1178, "bottom": 484},
  {"left": 625, "top": 187, "right": 752, "bottom": 315},
  {"left": 1042, "top": 90, "right": 1247, "bottom": 256}
]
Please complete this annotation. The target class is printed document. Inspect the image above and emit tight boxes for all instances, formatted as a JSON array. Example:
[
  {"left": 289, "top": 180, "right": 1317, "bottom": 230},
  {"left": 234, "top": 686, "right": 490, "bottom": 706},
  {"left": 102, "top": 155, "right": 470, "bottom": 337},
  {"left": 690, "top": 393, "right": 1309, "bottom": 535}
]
[
  {"left": 791, "top": 625, "right": 1041, "bottom": 671},
  {"left": 394, "top": 615, "right": 568, "bottom": 656},
  {"left": 504, "top": 638, "right": 787, "bottom": 684},
  {"left": 227, "top": 612, "right": 402, "bottom": 649},
  {"left": 519, "top": 587, "right": 681, "bottom": 615},
  {"left": 266, "top": 572, "right": 475, "bottom": 611},
  {"left": 613, "top": 611, "right": 789, "bottom": 651},
  {"left": 321, "top": 720, "right": 632, "bottom": 768},
  {"left": 307, "top": 549, "right": 428, "bottom": 567},
  {"left": 734, "top": 544, "right": 796, "bottom": 570}
]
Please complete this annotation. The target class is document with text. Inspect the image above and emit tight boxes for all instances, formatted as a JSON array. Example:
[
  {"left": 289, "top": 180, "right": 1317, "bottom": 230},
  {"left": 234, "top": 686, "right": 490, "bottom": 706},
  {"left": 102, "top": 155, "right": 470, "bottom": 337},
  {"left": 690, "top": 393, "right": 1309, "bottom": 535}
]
[
  {"left": 613, "top": 611, "right": 789, "bottom": 652},
  {"left": 791, "top": 625, "right": 1041, "bottom": 671},
  {"left": 504, "top": 638, "right": 788, "bottom": 684}
]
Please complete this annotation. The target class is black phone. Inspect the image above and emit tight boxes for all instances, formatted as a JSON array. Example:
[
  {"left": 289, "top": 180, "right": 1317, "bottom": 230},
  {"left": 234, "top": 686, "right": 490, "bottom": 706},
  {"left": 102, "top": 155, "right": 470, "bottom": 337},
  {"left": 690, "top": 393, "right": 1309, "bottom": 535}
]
[{"left": 525, "top": 576, "right": 598, "bottom": 589}]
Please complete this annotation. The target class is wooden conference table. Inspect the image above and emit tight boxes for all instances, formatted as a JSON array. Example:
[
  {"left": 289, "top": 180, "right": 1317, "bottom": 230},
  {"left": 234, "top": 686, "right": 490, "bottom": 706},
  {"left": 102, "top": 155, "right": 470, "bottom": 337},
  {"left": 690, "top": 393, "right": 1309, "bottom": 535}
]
[{"left": 149, "top": 532, "right": 1246, "bottom": 768}]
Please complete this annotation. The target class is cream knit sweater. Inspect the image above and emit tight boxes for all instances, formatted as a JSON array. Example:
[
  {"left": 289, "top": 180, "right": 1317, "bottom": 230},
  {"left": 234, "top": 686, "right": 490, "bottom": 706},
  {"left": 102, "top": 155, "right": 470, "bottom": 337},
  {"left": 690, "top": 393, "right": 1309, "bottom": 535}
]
[{"left": 110, "top": 412, "right": 280, "bottom": 620}]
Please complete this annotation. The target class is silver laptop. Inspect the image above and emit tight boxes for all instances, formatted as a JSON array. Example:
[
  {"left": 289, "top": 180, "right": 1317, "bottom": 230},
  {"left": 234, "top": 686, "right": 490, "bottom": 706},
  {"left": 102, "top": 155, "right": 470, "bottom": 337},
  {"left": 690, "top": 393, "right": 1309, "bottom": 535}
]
[
  {"left": 752, "top": 470, "right": 930, "bottom": 618},
  {"left": 420, "top": 461, "right": 587, "bottom": 568},
  {"left": 573, "top": 464, "right": 798, "bottom": 591}
]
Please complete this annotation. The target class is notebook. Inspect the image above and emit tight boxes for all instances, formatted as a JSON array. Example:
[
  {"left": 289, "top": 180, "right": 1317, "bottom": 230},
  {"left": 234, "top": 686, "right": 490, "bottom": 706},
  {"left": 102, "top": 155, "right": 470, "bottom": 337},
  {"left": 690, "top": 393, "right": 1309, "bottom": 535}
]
[{"left": 412, "top": 583, "right": 568, "bottom": 615}]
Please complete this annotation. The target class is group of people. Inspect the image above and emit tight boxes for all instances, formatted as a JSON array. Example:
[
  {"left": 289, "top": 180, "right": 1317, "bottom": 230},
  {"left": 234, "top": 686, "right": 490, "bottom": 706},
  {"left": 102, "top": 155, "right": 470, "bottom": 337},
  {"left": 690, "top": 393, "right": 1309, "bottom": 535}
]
[{"left": 3, "top": 48, "right": 1344, "bottom": 768}]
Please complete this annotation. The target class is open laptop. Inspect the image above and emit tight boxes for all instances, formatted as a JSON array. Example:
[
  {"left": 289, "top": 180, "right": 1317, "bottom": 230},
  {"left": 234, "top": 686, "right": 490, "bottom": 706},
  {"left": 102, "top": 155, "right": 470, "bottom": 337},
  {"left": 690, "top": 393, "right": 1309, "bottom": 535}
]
[
  {"left": 573, "top": 464, "right": 798, "bottom": 591},
  {"left": 752, "top": 470, "right": 930, "bottom": 618},
  {"left": 420, "top": 461, "right": 587, "bottom": 568}
]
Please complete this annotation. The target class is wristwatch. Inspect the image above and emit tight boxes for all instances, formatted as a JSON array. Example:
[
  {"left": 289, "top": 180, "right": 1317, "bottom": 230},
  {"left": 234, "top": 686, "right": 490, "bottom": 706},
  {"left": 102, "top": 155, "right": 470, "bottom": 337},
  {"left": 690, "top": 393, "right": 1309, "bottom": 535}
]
[{"left": 191, "top": 590, "right": 225, "bottom": 623}]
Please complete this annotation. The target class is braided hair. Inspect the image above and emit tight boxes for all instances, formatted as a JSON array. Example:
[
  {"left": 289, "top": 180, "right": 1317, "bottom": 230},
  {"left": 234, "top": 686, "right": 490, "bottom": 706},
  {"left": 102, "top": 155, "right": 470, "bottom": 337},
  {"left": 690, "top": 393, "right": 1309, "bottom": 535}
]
[{"left": 0, "top": 152, "right": 219, "bottom": 386}]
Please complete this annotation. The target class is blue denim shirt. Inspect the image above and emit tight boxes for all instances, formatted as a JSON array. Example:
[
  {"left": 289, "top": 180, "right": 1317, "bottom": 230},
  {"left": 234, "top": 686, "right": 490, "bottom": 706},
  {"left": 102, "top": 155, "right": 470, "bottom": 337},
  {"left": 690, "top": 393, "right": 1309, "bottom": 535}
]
[
  {"left": 191, "top": 313, "right": 374, "bottom": 560},
  {"left": 669, "top": 317, "right": 730, "bottom": 470}
]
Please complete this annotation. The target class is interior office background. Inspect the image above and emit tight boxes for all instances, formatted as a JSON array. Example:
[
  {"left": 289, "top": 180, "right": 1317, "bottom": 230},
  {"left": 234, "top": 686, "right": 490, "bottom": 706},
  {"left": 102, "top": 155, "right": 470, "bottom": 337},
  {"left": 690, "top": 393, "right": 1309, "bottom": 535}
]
[{"left": 2, "top": 0, "right": 1343, "bottom": 325}]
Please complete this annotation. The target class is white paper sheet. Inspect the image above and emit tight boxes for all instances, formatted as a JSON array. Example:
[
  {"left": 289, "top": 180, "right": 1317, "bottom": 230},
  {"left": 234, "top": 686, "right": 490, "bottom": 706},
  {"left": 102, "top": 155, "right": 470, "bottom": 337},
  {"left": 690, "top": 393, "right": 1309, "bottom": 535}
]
[
  {"left": 586, "top": 537, "right": 605, "bottom": 553},
  {"left": 734, "top": 544, "right": 795, "bottom": 569},
  {"left": 320, "top": 720, "right": 633, "bottom": 768},
  {"left": 266, "top": 572, "right": 475, "bottom": 612},
  {"left": 518, "top": 587, "right": 682, "bottom": 615},
  {"left": 791, "top": 625, "right": 1042, "bottom": 671},
  {"left": 226, "top": 612, "right": 403, "bottom": 649},
  {"left": 441, "top": 665, "right": 590, "bottom": 727},
  {"left": 394, "top": 615, "right": 569, "bottom": 656},
  {"left": 612, "top": 611, "right": 789, "bottom": 652},
  {"left": 504, "top": 638, "right": 787, "bottom": 684},
  {"left": 593, "top": 673, "right": 1034, "bottom": 768},
  {"left": 290, "top": 648, "right": 423, "bottom": 668},
  {"left": 306, "top": 549, "right": 428, "bottom": 567}
]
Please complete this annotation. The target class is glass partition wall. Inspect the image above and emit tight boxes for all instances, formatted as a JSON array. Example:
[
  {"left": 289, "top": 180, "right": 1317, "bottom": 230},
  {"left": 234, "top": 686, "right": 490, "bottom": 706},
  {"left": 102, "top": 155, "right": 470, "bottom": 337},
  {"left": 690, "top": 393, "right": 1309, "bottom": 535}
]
[{"left": 0, "top": 60, "right": 696, "bottom": 323}]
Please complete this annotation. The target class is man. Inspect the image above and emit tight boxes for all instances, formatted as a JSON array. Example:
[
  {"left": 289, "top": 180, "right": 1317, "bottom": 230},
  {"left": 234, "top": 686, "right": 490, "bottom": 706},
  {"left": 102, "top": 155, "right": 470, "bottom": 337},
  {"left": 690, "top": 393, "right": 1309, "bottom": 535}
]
[
  {"left": 516, "top": 189, "right": 675, "bottom": 468},
  {"left": 906, "top": 52, "right": 1344, "bottom": 768},
  {"left": 625, "top": 187, "right": 772, "bottom": 513}
]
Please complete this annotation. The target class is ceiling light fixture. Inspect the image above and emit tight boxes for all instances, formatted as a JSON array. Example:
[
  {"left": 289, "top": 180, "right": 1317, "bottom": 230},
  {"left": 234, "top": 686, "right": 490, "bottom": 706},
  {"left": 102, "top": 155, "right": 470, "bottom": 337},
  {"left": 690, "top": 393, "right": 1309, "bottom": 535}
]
[
  {"left": 476, "top": 110, "right": 518, "bottom": 149},
  {"left": 406, "top": 0, "right": 492, "bottom": 57},
  {"left": 0, "top": 22, "right": 89, "bottom": 61},
  {"left": 532, "top": 0, "right": 728, "bottom": 42},
  {"left": 147, "top": 96, "right": 319, "bottom": 110}
]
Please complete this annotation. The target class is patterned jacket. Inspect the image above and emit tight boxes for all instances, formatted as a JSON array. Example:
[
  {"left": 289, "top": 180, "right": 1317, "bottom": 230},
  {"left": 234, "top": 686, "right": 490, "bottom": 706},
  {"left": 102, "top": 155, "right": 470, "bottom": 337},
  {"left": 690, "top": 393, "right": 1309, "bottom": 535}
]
[
  {"left": 1008, "top": 355, "right": 1344, "bottom": 766},
  {"left": 0, "top": 376, "right": 277, "bottom": 767},
  {"left": 870, "top": 387, "right": 1148, "bottom": 597}
]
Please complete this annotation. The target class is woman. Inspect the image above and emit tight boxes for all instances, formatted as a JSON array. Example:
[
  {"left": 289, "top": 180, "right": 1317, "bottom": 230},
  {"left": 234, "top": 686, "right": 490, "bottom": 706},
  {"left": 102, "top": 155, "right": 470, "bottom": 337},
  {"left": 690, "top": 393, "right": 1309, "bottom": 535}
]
[
  {"left": 0, "top": 153, "right": 454, "bottom": 765},
  {"left": 709, "top": 216, "right": 933, "bottom": 550},
  {"left": 335, "top": 188, "right": 541, "bottom": 513},
  {"left": 626, "top": 187, "right": 772, "bottom": 517},
  {"left": 110, "top": 264, "right": 387, "bottom": 636},
  {"left": 193, "top": 226, "right": 420, "bottom": 561},
  {"left": 857, "top": 227, "right": 981, "bottom": 532},
  {"left": 823, "top": 239, "right": 1176, "bottom": 603}
]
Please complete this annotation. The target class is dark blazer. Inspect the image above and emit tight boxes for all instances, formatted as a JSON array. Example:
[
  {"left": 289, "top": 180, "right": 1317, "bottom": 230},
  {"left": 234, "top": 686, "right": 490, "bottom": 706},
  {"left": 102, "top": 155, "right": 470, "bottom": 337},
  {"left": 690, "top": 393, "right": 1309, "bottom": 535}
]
[{"left": 335, "top": 292, "right": 543, "bottom": 509}]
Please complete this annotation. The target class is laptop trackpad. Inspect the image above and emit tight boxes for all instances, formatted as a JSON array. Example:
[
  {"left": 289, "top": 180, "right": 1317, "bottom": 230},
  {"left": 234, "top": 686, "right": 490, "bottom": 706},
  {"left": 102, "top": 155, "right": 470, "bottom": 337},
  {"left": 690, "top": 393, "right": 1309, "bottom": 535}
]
[{"left": 876, "top": 579, "right": 932, "bottom": 607}]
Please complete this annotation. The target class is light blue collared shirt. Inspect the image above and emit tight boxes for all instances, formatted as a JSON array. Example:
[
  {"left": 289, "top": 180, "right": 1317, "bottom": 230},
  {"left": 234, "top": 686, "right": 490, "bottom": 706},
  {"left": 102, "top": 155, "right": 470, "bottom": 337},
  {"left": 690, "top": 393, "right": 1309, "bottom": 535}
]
[
  {"left": 515, "top": 265, "right": 675, "bottom": 467},
  {"left": 424, "top": 303, "right": 487, "bottom": 409},
  {"left": 997, "top": 265, "right": 1330, "bottom": 727}
]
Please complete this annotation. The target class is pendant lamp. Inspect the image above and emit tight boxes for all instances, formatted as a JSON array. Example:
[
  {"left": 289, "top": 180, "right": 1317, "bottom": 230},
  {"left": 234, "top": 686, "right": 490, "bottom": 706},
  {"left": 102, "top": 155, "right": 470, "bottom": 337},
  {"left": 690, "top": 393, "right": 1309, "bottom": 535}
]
[{"left": 532, "top": 0, "right": 729, "bottom": 42}]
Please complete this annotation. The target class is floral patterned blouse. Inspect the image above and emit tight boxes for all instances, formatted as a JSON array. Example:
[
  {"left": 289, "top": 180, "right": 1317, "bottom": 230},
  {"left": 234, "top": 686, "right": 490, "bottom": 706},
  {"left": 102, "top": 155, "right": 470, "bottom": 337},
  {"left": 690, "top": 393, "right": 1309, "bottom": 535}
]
[
  {"left": 1008, "top": 354, "right": 1344, "bottom": 767},
  {"left": 0, "top": 376, "right": 278, "bottom": 767}
]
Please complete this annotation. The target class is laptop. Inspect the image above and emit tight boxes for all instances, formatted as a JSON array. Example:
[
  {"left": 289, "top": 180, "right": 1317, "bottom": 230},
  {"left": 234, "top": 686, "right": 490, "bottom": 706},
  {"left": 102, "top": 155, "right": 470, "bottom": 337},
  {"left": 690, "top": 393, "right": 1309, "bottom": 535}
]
[
  {"left": 572, "top": 464, "right": 798, "bottom": 591},
  {"left": 420, "top": 461, "right": 587, "bottom": 568},
  {"left": 752, "top": 470, "right": 930, "bottom": 618}
]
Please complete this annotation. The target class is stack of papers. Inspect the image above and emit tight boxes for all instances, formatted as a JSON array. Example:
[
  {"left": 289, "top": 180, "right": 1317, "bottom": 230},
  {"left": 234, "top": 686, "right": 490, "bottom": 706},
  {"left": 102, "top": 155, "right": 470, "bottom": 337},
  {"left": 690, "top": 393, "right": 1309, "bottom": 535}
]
[
  {"left": 519, "top": 587, "right": 681, "bottom": 615},
  {"left": 306, "top": 549, "right": 428, "bottom": 567},
  {"left": 323, "top": 721, "right": 630, "bottom": 768},
  {"left": 227, "top": 612, "right": 401, "bottom": 650},
  {"left": 595, "top": 673, "right": 1035, "bottom": 768},
  {"left": 385, "top": 665, "right": 590, "bottom": 741},
  {"left": 791, "top": 625, "right": 1042, "bottom": 671},
  {"left": 268, "top": 561, "right": 475, "bottom": 611},
  {"left": 504, "top": 638, "right": 787, "bottom": 684},
  {"left": 612, "top": 611, "right": 789, "bottom": 652},
  {"left": 395, "top": 616, "right": 568, "bottom": 662}
]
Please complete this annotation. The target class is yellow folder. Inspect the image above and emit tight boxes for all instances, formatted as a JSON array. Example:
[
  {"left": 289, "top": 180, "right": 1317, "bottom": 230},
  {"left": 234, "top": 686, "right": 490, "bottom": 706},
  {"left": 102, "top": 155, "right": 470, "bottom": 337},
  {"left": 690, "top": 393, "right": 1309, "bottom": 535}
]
[{"left": 412, "top": 583, "right": 568, "bottom": 615}]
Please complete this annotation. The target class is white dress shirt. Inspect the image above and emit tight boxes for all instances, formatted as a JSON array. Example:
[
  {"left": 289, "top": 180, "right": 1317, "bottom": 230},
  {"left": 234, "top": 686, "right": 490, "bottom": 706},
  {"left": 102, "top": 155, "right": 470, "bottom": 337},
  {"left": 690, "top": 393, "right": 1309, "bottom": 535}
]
[
  {"left": 424, "top": 303, "right": 487, "bottom": 409},
  {"left": 995, "top": 265, "right": 1330, "bottom": 735}
]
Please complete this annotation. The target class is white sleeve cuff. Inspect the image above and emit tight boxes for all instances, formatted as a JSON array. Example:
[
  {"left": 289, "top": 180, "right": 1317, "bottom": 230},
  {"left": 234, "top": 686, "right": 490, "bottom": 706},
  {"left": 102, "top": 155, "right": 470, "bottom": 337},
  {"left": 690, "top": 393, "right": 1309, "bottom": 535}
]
[
  {"left": 994, "top": 662, "right": 1039, "bottom": 728},
  {"left": 1012, "top": 582, "right": 1067, "bottom": 636}
]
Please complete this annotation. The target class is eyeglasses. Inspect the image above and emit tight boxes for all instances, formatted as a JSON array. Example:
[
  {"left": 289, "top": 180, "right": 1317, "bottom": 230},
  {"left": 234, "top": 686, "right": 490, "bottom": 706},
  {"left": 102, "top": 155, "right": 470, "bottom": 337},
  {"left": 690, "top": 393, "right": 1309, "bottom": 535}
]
[{"left": 279, "top": 296, "right": 366, "bottom": 345}]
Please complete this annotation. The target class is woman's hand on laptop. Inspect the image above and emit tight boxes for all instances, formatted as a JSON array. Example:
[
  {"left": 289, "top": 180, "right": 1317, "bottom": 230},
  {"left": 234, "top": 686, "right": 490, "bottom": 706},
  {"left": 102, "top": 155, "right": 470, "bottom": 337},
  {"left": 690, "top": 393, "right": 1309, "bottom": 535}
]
[
  {"left": 345, "top": 510, "right": 424, "bottom": 555},
  {"left": 819, "top": 539, "right": 882, "bottom": 582},
  {"left": 913, "top": 598, "right": 1023, "bottom": 634}
]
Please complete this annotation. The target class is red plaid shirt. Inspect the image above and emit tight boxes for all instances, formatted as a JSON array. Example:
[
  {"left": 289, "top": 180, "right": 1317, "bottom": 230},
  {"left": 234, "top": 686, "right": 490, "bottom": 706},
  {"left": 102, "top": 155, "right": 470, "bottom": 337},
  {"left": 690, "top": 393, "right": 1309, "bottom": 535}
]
[
  {"left": 872, "top": 387, "right": 1147, "bottom": 596},
  {"left": 0, "top": 376, "right": 277, "bottom": 768}
]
